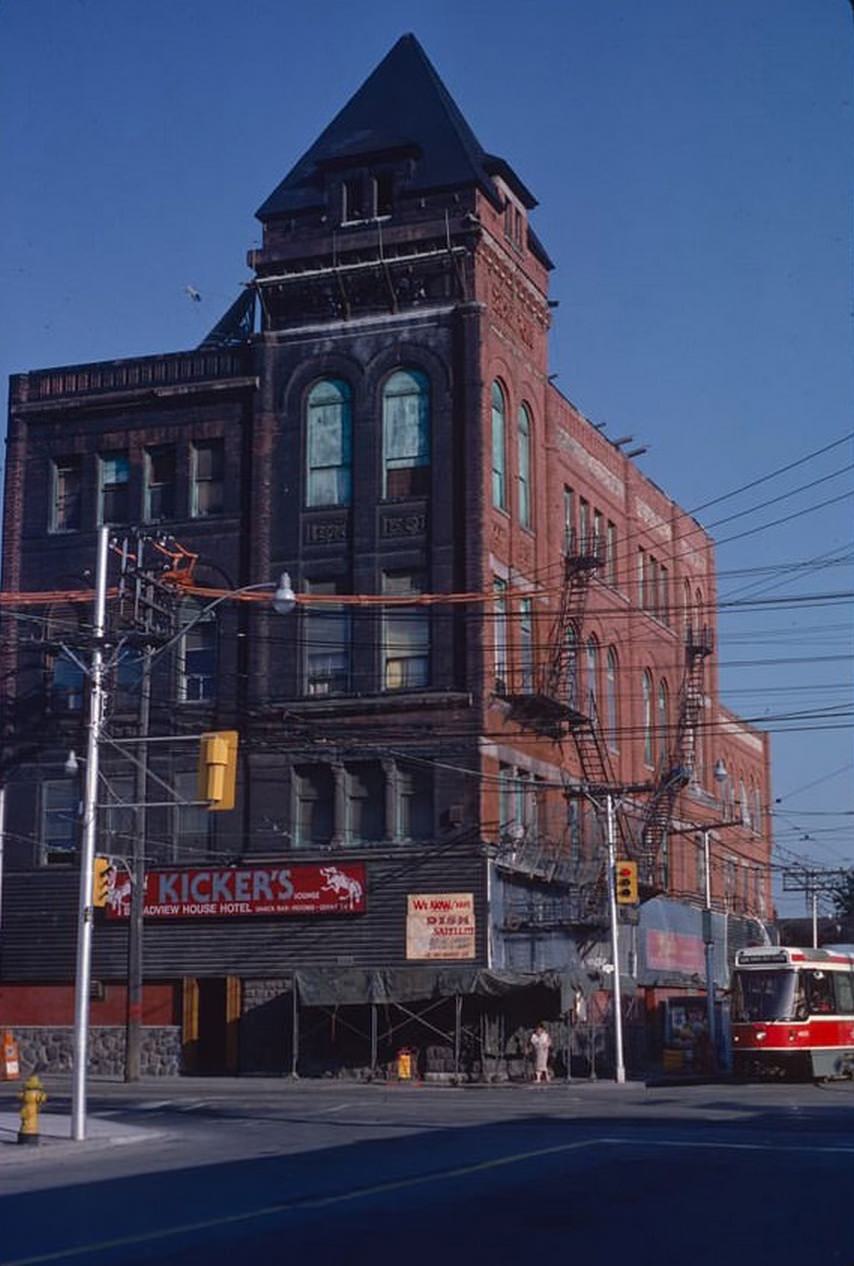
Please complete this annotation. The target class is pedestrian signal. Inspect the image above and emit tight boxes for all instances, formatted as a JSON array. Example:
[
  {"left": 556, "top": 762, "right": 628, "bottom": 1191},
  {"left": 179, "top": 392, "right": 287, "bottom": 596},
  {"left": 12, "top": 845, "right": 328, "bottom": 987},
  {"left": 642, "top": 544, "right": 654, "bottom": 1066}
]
[
  {"left": 615, "top": 861, "right": 638, "bottom": 905},
  {"left": 92, "top": 857, "right": 113, "bottom": 908},
  {"left": 198, "top": 730, "right": 238, "bottom": 811}
]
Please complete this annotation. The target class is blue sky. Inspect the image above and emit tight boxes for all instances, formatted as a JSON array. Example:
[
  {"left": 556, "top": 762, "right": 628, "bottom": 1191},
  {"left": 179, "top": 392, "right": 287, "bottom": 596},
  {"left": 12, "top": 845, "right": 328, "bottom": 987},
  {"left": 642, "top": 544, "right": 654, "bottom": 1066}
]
[{"left": 1, "top": 0, "right": 852, "bottom": 916}]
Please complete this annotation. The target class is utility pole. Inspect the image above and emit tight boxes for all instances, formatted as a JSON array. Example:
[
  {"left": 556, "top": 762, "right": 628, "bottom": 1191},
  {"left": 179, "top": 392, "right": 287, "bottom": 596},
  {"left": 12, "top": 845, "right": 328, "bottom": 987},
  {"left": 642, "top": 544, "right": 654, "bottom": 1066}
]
[
  {"left": 702, "top": 830, "right": 716, "bottom": 1057},
  {"left": 782, "top": 867, "right": 849, "bottom": 948},
  {"left": 124, "top": 537, "right": 156, "bottom": 1083},
  {"left": 71, "top": 524, "right": 109, "bottom": 1141},
  {"left": 605, "top": 793, "right": 626, "bottom": 1084}
]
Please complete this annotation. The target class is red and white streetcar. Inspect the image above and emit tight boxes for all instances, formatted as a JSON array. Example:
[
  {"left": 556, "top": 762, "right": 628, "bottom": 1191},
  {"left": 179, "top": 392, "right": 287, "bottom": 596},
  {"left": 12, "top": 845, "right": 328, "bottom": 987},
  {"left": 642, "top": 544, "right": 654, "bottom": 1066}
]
[{"left": 731, "top": 945, "right": 854, "bottom": 1080}]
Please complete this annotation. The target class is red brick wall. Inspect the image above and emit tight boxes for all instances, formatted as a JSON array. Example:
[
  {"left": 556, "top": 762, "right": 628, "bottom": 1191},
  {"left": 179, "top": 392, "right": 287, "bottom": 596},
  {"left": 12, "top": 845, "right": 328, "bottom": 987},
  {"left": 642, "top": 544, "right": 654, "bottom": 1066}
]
[{"left": 0, "top": 982, "right": 178, "bottom": 1026}]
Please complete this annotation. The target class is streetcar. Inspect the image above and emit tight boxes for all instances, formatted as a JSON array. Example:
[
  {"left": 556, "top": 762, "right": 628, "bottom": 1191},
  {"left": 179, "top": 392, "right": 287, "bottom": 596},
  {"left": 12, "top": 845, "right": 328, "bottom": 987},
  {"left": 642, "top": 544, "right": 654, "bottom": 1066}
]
[{"left": 731, "top": 946, "right": 854, "bottom": 1080}]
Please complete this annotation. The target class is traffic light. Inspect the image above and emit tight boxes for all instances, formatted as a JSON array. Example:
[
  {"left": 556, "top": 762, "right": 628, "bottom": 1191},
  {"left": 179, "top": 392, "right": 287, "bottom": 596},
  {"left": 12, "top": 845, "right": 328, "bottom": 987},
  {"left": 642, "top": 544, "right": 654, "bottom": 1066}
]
[
  {"left": 92, "top": 856, "right": 113, "bottom": 908},
  {"left": 197, "top": 730, "right": 239, "bottom": 811},
  {"left": 615, "top": 861, "right": 638, "bottom": 905}
]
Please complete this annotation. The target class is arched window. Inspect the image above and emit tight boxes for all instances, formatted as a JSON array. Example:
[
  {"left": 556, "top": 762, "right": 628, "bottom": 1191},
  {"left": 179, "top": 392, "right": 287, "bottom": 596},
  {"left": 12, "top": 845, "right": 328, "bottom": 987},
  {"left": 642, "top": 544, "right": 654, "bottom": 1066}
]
[
  {"left": 585, "top": 637, "right": 599, "bottom": 717},
  {"left": 517, "top": 404, "right": 532, "bottom": 529},
  {"left": 694, "top": 588, "right": 704, "bottom": 639},
  {"left": 752, "top": 785, "right": 762, "bottom": 834},
  {"left": 491, "top": 381, "right": 507, "bottom": 509},
  {"left": 306, "top": 379, "right": 352, "bottom": 507},
  {"left": 566, "top": 625, "right": 578, "bottom": 709},
  {"left": 606, "top": 648, "right": 618, "bottom": 750},
  {"left": 657, "top": 679, "right": 669, "bottom": 766},
  {"left": 383, "top": 369, "right": 430, "bottom": 497},
  {"left": 683, "top": 580, "right": 692, "bottom": 638},
  {"left": 642, "top": 670, "right": 654, "bottom": 766},
  {"left": 739, "top": 779, "right": 750, "bottom": 828}
]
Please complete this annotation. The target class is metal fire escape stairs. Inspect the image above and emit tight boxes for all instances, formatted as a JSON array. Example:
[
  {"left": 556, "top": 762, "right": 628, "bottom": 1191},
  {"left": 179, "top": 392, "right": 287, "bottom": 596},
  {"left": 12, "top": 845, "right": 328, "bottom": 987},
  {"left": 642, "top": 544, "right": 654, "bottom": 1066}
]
[
  {"left": 637, "top": 623, "right": 714, "bottom": 890},
  {"left": 494, "top": 531, "right": 622, "bottom": 927}
]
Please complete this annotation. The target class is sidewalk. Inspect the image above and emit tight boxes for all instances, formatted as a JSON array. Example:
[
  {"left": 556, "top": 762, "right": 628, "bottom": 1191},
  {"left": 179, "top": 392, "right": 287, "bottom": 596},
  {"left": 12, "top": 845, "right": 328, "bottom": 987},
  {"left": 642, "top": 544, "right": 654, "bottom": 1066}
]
[{"left": 0, "top": 1112, "right": 163, "bottom": 1160}]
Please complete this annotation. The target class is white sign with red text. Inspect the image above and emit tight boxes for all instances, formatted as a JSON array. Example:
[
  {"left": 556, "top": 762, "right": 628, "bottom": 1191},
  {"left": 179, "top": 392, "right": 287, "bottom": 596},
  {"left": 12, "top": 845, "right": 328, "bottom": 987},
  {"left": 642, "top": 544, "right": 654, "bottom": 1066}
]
[{"left": 406, "top": 893, "right": 476, "bottom": 960}]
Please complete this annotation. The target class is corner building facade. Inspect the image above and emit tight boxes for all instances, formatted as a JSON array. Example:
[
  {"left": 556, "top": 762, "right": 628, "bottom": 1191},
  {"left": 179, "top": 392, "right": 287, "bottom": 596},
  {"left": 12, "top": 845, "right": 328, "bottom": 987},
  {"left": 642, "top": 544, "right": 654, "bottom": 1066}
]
[{"left": 1, "top": 37, "right": 772, "bottom": 1078}]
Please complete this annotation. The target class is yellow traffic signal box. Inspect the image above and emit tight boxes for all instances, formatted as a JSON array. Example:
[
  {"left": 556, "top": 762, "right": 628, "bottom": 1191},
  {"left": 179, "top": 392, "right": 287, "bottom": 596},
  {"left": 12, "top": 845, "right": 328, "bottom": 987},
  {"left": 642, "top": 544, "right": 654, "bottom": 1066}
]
[
  {"left": 615, "top": 861, "right": 639, "bottom": 905},
  {"left": 197, "top": 730, "right": 239, "bottom": 811},
  {"left": 92, "top": 856, "right": 113, "bottom": 908}
]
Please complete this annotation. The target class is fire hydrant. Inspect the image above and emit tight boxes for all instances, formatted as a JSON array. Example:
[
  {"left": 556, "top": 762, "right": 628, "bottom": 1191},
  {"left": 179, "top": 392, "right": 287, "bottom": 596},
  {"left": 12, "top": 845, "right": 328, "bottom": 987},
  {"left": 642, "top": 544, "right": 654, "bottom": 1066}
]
[{"left": 18, "top": 1074, "right": 47, "bottom": 1145}]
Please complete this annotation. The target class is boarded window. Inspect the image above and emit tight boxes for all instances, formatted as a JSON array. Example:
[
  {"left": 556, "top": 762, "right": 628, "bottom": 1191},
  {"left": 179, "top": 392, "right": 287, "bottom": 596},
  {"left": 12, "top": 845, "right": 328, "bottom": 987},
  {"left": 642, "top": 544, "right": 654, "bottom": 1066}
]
[
  {"left": 346, "top": 763, "right": 384, "bottom": 843},
  {"left": 398, "top": 766, "right": 432, "bottom": 840},
  {"left": 383, "top": 370, "right": 430, "bottom": 498},
  {"left": 306, "top": 380, "right": 352, "bottom": 507},
  {"left": 294, "top": 765, "right": 334, "bottom": 846}
]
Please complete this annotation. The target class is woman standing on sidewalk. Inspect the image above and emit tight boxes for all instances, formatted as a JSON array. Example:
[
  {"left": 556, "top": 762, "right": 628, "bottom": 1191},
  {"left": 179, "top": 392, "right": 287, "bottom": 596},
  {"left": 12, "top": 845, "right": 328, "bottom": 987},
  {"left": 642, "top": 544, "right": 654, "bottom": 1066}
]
[{"left": 530, "top": 1023, "right": 552, "bottom": 1083}]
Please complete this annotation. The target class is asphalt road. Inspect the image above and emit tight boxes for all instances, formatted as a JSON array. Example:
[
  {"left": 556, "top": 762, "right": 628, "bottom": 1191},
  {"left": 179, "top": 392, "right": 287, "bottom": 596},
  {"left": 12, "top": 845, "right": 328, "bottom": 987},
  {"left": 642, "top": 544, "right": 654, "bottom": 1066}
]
[{"left": 1, "top": 1078, "right": 853, "bottom": 1265}]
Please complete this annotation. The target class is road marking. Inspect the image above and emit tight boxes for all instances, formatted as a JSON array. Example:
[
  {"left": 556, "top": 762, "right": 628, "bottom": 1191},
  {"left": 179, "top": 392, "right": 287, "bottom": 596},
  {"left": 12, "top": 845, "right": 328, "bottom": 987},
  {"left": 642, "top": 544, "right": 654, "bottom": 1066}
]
[
  {"left": 313, "top": 1102, "right": 352, "bottom": 1115},
  {"left": 0, "top": 1138, "right": 599, "bottom": 1265},
  {"left": 600, "top": 1136, "right": 854, "bottom": 1155}
]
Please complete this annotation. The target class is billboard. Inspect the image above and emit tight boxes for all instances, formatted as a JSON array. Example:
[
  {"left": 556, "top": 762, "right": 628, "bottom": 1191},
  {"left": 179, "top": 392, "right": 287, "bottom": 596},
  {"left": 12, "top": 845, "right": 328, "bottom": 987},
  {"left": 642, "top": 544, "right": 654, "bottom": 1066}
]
[
  {"left": 406, "top": 893, "right": 476, "bottom": 960},
  {"left": 105, "top": 863, "right": 366, "bottom": 920}
]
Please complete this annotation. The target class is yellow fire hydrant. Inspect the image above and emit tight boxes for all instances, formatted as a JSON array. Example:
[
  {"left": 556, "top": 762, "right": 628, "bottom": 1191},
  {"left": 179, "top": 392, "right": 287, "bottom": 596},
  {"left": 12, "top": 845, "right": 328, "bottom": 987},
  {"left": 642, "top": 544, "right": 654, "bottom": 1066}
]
[{"left": 18, "top": 1074, "right": 47, "bottom": 1145}]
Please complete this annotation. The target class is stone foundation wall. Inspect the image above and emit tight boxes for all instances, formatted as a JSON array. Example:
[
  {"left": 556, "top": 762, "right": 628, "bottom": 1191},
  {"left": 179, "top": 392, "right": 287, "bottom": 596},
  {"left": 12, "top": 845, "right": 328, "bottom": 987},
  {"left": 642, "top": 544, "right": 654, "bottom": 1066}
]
[{"left": 11, "top": 1026, "right": 181, "bottom": 1077}]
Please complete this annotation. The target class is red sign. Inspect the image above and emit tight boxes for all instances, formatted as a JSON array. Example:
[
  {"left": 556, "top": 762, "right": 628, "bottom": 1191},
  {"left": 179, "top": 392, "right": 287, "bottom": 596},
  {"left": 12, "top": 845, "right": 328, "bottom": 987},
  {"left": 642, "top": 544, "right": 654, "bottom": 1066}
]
[
  {"left": 646, "top": 929, "right": 705, "bottom": 974},
  {"left": 105, "top": 863, "right": 366, "bottom": 920}
]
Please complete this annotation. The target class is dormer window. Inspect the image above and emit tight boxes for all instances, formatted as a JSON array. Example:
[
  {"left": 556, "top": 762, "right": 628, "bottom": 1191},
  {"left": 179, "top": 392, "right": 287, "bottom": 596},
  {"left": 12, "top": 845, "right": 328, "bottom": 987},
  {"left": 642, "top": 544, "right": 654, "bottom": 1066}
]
[
  {"left": 343, "top": 178, "right": 366, "bottom": 223},
  {"left": 373, "top": 172, "right": 393, "bottom": 217},
  {"left": 341, "top": 171, "right": 393, "bottom": 224},
  {"left": 504, "top": 199, "right": 523, "bottom": 249}
]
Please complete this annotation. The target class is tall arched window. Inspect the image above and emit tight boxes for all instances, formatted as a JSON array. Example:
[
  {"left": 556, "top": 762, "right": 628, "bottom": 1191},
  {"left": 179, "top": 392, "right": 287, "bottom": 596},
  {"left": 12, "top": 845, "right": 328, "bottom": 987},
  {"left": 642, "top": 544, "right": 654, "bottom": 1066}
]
[
  {"left": 382, "top": 369, "right": 430, "bottom": 497},
  {"left": 306, "top": 379, "right": 352, "bottom": 507},
  {"left": 642, "top": 670, "right": 654, "bottom": 765},
  {"left": 586, "top": 636, "right": 599, "bottom": 717},
  {"left": 491, "top": 381, "right": 506, "bottom": 509},
  {"left": 752, "top": 785, "right": 762, "bottom": 834},
  {"left": 657, "top": 679, "right": 669, "bottom": 766},
  {"left": 694, "top": 588, "right": 704, "bottom": 638},
  {"left": 739, "top": 779, "right": 750, "bottom": 828},
  {"left": 606, "top": 648, "right": 618, "bottom": 750},
  {"left": 517, "top": 404, "right": 532, "bottom": 529}
]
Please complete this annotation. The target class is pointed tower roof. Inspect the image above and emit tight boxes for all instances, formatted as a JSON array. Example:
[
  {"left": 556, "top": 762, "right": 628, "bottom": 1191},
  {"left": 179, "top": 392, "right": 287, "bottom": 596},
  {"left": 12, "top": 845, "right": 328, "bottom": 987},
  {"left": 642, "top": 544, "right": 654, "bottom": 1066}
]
[{"left": 256, "top": 34, "right": 535, "bottom": 220}]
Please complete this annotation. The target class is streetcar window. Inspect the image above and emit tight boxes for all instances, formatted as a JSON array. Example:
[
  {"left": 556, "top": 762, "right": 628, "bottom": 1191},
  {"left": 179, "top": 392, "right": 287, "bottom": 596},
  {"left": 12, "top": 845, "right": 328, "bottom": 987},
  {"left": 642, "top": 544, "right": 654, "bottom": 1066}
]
[
  {"left": 731, "top": 970, "right": 796, "bottom": 1022},
  {"left": 835, "top": 973, "right": 854, "bottom": 1015},
  {"left": 802, "top": 971, "right": 835, "bottom": 1016}
]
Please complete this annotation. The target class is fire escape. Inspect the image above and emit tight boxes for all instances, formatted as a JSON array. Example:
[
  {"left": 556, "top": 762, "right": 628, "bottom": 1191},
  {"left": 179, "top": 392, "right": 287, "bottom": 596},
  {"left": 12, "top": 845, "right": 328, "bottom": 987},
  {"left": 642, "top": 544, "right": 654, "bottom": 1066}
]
[
  {"left": 637, "top": 622, "right": 714, "bottom": 890},
  {"left": 494, "top": 530, "right": 621, "bottom": 929}
]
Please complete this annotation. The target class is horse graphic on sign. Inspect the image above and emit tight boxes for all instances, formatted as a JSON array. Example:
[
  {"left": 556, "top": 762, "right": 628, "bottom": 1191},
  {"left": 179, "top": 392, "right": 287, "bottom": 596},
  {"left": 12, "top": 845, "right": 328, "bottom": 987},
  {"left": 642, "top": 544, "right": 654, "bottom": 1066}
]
[{"left": 319, "top": 866, "right": 364, "bottom": 908}]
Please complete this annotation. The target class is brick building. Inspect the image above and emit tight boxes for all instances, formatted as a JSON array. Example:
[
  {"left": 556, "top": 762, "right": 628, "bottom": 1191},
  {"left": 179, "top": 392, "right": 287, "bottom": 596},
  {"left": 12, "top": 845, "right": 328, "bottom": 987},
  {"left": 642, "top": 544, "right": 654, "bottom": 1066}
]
[{"left": 0, "top": 36, "right": 772, "bottom": 1077}]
